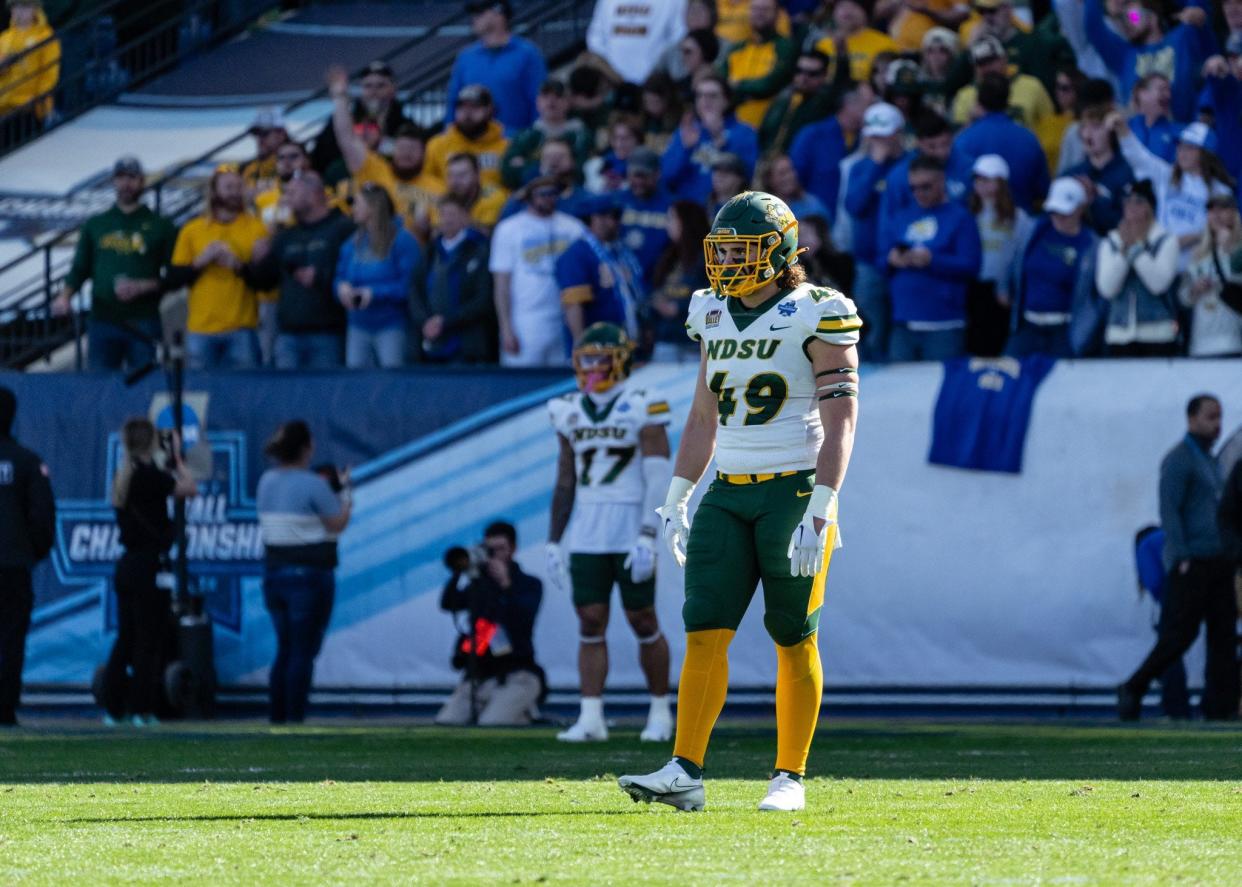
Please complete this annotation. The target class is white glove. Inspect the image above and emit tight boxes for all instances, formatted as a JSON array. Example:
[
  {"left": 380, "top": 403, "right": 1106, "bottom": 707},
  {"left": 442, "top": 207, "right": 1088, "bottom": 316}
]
[
  {"left": 624, "top": 530, "right": 658, "bottom": 583},
  {"left": 544, "top": 542, "right": 572, "bottom": 595},
  {"left": 657, "top": 476, "right": 695, "bottom": 568},
  {"left": 787, "top": 485, "right": 838, "bottom": 578}
]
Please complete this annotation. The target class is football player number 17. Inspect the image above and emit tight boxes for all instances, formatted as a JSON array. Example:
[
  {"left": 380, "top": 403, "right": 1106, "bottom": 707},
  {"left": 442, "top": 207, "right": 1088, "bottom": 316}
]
[
  {"left": 708, "top": 371, "right": 788, "bottom": 426},
  {"left": 580, "top": 446, "right": 636, "bottom": 486}
]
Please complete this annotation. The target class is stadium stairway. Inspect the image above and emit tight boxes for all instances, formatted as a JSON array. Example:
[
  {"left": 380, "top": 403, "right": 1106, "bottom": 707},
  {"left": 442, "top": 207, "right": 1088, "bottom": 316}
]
[{"left": 0, "top": 0, "right": 593, "bottom": 369}]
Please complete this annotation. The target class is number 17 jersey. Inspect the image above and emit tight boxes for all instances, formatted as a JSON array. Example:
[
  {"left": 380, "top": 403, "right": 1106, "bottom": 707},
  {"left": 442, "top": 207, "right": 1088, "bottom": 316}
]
[
  {"left": 685, "top": 282, "right": 861, "bottom": 475},
  {"left": 548, "top": 383, "right": 672, "bottom": 554}
]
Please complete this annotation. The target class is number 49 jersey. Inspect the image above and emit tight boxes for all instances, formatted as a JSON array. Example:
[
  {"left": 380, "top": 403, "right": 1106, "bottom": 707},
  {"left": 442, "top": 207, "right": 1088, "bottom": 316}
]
[
  {"left": 548, "top": 383, "right": 672, "bottom": 553},
  {"left": 686, "top": 282, "right": 861, "bottom": 475}
]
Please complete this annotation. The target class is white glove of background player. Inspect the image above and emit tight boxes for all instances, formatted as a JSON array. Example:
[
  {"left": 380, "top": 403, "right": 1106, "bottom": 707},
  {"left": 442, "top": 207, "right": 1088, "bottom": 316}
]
[
  {"left": 787, "top": 485, "right": 838, "bottom": 577},
  {"left": 657, "top": 477, "right": 695, "bottom": 568},
  {"left": 544, "top": 542, "right": 572, "bottom": 595},
  {"left": 624, "top": 529, "right": 658, "bottom": 583}
]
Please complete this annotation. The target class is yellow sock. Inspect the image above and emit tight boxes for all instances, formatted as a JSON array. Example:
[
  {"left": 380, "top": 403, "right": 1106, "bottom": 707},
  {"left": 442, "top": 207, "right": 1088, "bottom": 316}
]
[
  {"left": 774, "top": 633, "right": 823, "bottom": 776},
  {"left": 672, "top": 628, "right": 734, "bottom": 769}
]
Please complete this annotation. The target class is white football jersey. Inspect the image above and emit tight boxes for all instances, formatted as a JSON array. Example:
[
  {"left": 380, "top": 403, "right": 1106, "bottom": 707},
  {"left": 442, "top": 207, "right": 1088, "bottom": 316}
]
[
  {"left": 548, "top": 382, "right": 672, "bottom": 553},
  {"left": 685, "top": 282, "right": 861, "bottom": 475}
]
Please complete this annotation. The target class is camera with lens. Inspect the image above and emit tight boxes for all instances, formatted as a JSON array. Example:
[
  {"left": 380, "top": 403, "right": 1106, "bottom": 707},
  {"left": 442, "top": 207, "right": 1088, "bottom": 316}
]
[
  {"left": 443, "top": 543, "right": 490, "bottom": 578},
  {"left": 312, "top": 463, "right": 349, "bottom": 493}
]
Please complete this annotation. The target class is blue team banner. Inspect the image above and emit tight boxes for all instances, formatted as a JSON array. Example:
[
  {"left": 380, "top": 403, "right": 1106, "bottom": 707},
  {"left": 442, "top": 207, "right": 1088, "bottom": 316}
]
[
  {"left": 3, "top": 368, "right": 567, "bottom": 643},
  {"left": 928, "top": 355, "right": 1056, "bottom": 474}
]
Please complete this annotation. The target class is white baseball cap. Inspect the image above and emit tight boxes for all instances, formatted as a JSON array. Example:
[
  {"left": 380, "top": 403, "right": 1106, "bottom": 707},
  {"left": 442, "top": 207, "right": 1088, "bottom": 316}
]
[
  {"left": 861, "top": 102, "right": 904, "bottom": 138},
  {"left": 1043, "top": 176, "right": 1087, "bottom": 215},
  {"left": 971, "top": 154, "right": 1010, "bottom": 180}
]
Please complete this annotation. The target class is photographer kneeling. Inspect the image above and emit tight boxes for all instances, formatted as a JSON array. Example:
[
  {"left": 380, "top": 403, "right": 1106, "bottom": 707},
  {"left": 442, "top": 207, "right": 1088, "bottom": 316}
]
[
  {"left": 102, "top": 418, "right": 197, "bottom": 726},
  {"left": 257, "top": 420, "right": 351, "bottom": 724},
  {"left": 436, "top": 521, "right": 544, "bottom": 726}
]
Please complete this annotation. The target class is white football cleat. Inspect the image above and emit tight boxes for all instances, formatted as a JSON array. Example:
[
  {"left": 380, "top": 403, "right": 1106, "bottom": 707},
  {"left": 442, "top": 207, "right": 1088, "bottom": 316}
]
[
  {"left": 556, "top": 720, "right": 608, "bottom": 743},
  {"left": 639, "top": 714, "right": 673, "bottom": 742},
  {"left": 758, "top": 773, "right": 805, "bottom": 812},
  {"left": 618, "top": 759, "right": 705, "bottom": 812}
]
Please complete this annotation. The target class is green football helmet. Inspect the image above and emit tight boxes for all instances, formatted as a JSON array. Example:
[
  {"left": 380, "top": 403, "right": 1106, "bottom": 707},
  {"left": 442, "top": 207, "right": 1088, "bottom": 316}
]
[
  {"left": 573, "top": 322, "right": 634, "bottom": 394},
  {"left": 704, "top": 190, "right": 799, "bottom": 298}
]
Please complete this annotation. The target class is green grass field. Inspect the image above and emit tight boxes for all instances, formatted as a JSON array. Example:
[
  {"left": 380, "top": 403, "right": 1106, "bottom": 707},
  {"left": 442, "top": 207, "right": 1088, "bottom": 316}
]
[{"left": 1, "top": 719, "right": 1240, "bottom": 885}]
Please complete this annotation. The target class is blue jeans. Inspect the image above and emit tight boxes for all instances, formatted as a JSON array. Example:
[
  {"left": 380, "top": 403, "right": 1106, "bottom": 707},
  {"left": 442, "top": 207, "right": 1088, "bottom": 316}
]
[
  {"left": 346, "top": 325, "right": 407, "bottom": 368},
  {"left": 888, "top": 325, "right": 966, "bottom": 362},
  {"left": 88, "top": 317, "right": 161, "bottom": 372},
  {"left": 852, "top": 263, "right": 890, "bottom": 363},
  {"left": 274, "top": 332, "right": 343, "bottom": 369},
  {"left": 186, "top": 329, "right": 260, "bottom": 369},
  {"left": 263, "top": 564, "right": 335, "bottom": 724},
  {"left": 1005, "top": 323, "right": 1072, "bottom": 358}
]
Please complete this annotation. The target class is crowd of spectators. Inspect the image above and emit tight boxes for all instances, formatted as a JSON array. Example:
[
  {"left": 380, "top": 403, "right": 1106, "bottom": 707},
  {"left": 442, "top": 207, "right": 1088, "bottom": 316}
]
[{"left": 54, "top": 0, "right": 1242, "bottom": 370}]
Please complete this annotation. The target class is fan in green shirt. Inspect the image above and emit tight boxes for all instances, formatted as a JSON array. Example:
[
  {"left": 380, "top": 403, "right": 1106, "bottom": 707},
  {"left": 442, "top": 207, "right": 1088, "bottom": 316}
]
[{"left": 57, "top": 158, "right": 176, "bottom": 327}]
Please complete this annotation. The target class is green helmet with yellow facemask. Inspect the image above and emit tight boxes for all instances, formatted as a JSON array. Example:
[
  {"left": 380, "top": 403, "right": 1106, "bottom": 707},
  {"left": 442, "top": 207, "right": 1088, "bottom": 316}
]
[
  {"left": 703, "top": 190, "right": 800, "bottom": 298},
  {"left": 573, "top": 322, "right": 634, "bottom": 394}
]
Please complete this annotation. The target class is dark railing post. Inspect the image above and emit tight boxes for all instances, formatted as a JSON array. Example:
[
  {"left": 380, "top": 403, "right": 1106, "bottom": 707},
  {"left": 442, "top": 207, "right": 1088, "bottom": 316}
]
[{"left": 42, "top": 245, "right": 52, "bottom": 365}]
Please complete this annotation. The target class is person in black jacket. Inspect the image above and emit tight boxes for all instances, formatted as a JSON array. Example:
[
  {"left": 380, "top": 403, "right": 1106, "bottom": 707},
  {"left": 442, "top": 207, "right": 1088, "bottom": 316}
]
[
  {"left": 309, "top": 60, "right": 413, "bottom": 174},
  {"left": 101, "top": 417, "right": 197, "bottom": 726},
  {"left": 410, "top": 193, "right": 496, "bottom": 363},
  {"left": 247, "top": 171, "right": 355, "bottom": 369},
  {"left": 0, "top": 386, "right": 55, "bottom": 727},
  {"left": 435, "top": 520, "right": 543, "bottom": 725}
]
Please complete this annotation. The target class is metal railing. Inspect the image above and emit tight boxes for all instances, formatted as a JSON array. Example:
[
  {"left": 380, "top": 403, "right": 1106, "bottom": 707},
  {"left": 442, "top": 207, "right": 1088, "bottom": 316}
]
[
  {"left": 0, "top": 0, "right": 277, "bottom": 156},
  {"left": 0, "top": 0, "right": 593, "bottom": 370}
]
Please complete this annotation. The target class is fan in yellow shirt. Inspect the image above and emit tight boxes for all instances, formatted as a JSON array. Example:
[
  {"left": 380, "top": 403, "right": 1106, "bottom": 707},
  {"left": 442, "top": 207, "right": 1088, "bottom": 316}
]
[
  {"left": 950, "top": 36, "right": 1054, "bottom": 132},
  {"left": 715, "top": 0, "right": 790, "bottom": 45},
  {"left": 424, "top": 84, "right": 510, "bottom": 192},
  {"left": 718, "top": 0, "right": 795, "bottom": 129},
  {"left": 813, "top": 0, "right": 899, "bottom": 83},
  {"left": 168, "top": 167, "right": 269, "bottom": 368},
  {"left": 886, "top": 0, "right": 970, "bottom": 53},
  {"left": 327, "top": 66, "right": 443, "bottom": 235}
]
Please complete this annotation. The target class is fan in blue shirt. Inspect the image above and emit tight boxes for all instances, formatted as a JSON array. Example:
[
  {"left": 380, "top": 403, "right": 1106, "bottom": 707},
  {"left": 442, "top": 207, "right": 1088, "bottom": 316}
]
[
  {"left": 880, "top": 156, "right": 982, "bottom": 361},
  {"left": 660, "top": 74, "right": 758, "bottom": 204},
  {"left": 448, "top": 1, "right": 547, "bottom": 133},
  {"left": 1083, "top": 0, "right": 1215, "bottom": 123},
  {"left": 880, "top": 112, "right": 972, "bottom": 221},
  {"left": 555, "top": 196, "right": 644, "bottom": 353},
  {"left": 952, "top": 74, "right": 1051, "bottom": 212},
  {"left": 1129, "top": 72, "right": 1182, "bottom": 163}
]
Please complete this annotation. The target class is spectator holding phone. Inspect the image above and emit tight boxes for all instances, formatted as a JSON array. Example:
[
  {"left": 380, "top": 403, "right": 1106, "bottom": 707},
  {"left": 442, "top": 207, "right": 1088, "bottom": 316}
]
[{"left": 335, "top": 183, "right": 419, "bottom": 368}]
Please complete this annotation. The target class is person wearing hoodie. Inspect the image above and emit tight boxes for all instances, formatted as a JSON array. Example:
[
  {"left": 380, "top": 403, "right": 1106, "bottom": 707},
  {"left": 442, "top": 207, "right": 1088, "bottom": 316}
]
[
  {"left": 447, "top": 0, "right": 546, "bottom": 133},
  {"left": 1083, "top": 0, "right": 1215, "bottom": 123},
  {"left": 1094, "top": 178, "right": 1182, "bottom": 356},
  {"left": 659, "top": 72, "right": 757, "bottom": 205},
  {"left": 0, "top": 0, "right": 59, "bottom": 143},
  {"left": 881, "top": 155, "right": 983, "bottom": 362},
  {"left": 1006, "top": 177, "right": 1099, "bottom": 358},
  {"left": 334, "top": 184, "right": 420, "bottom": 368},
  {"left": 1111, "top": 114, "right": 1236, "bottom": 268},
  {"left": 424, "top": 84, "right": 510, "bottom": 193}
]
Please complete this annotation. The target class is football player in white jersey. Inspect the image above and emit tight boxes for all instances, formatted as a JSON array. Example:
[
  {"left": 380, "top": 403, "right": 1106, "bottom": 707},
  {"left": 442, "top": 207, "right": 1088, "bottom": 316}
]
[
  {"left": 547, "top": 323, "right": 675, "bottom": 742},
  {"left": 618, "top": 191, "right": 861, "bottom": 812}
]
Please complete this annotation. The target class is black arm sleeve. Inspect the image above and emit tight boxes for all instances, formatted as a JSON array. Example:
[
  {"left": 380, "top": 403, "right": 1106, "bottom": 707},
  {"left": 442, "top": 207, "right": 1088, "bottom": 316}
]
[{"left": 164, "top": 264, "right": 200, "bottom": 291}]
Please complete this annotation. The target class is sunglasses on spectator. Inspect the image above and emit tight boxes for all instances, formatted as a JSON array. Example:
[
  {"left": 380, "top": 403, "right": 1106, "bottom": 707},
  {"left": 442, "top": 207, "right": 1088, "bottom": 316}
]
[
  {"left": 795, "top": 66, "right": 825, "bottom": 77},
  {"left": 277, "top": 151, "right": 303, "bottom": 161},
  {"left": 532, "top": 187, "right": 559, "bottom": 198},
  {"left": 695, "top": 90, "right": 724, "bottom": 100},
  {"left": 910, "top": 182, "right": 938, "bottom": 192}
]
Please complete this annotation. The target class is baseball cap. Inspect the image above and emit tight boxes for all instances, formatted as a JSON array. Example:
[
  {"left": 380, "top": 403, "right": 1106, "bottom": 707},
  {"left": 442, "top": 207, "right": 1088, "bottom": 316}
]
[
  {"left": 921, "top": 27, "right": 959, "bottom": 53},
  {"left": 973, "top": 0, "right": 1005, "bottom": 9},
  {"left": 627, "top": 147, "right": 660, "bottom": 176},
  {"left": 113, "top": 155, "right": 143, "bottom": 177},
  {"left": 363, "top": 60, "right": 395, "bottom": 79},
  {"left": 1178, "top": 121, "right": 1219, "bottom": 154},
  {"left": 971, "top": 153, "right": 1010, "bottom": 180},
  {"left": 971, "top": 36, "right": 1006, "bottom": 65},
  {"left": 249, "top": 107, "right": 285, "bottom": 133},
  {"left": 1122, "top": 178, "right": 1157, "bottom": 211},
  {"left": 711, "top": 152, "right": 747, "bottom": 177},
  {"left": 525, "top": 174, "right": 561, "bottom": 197},
  {"left": 1043, "top": 177, "right": 1087, "bottom": 215},
  {"left": 577, "top": 193, "right": 623, "bottom": 220},
  {"left": 861, "top": 102, "right": 904, "bottom": 138},
  {"left": 884, "top": 59, "right": 922, "bottom": 95},
  {"left": 456, "top": 83, "right": 494, "bottom": 106}
]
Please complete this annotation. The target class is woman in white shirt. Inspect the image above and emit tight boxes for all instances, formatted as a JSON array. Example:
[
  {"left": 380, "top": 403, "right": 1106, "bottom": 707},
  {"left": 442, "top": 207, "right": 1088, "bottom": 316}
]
[{"left": 1179, "top": 194, "right": 1242, "bottom": 357}]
